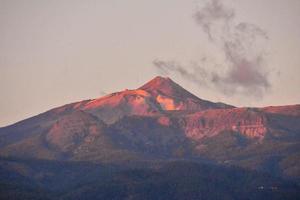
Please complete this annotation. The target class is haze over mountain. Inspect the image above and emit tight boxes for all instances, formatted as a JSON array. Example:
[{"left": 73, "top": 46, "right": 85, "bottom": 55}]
[{"left": 0, "top": 76, "right": 300, "bottom": 199}]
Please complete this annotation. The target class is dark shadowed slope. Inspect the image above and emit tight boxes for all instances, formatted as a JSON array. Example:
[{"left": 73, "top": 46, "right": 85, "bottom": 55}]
[{"left": 1, "top": 158, "right": 299, "bottom": 200}]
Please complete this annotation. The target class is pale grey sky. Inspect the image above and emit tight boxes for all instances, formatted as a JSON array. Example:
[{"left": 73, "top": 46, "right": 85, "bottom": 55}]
[{"left": 1, "top": 0, "right": 300, "bottom": 127}]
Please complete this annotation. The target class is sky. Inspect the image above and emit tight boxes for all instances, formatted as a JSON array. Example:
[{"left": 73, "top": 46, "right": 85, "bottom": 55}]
[{"left": 0, "top": 0, "right": 300, "bottom": 127}]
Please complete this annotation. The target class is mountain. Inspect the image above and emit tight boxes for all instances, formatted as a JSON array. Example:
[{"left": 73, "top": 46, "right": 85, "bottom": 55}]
[{"left": 1, "top": 76, "right": 300, "bottom": 199}]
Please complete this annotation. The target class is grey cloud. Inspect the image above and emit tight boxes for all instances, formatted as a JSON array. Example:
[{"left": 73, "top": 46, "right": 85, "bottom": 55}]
[
  {"left": 155, "top": 0, "right": 271, "bottom": 98},
  {"left": 154, "top": 60, "right": 208, "bottom": 86},
  {"left": 194, "top": 0, "right": 234, "bottom": 40}
]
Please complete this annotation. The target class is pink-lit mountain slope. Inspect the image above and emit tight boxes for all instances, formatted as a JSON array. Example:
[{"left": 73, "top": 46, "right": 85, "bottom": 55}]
[
  {"left": 0, "top": 76, "right": 299, "bottom": 180},
  {"left": 139, "top": 76, "right": 233, "bottom": 110},
  {"left": 80, "top": 76, "right": 233, "bottom": 123},
  {"left": 46, "top": 76, "right": 233, "bottom": 124}
]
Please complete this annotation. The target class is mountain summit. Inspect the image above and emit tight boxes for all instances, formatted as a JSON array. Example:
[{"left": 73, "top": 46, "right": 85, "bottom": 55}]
[
  {"left": 139, "top": 76, "right": 191, "bottom": 97},
  {"left": 139, "top": 76, "right": 205, "bottom": 99},
  {"left": 62, "top": 76, "right": 233, "bottom": 123},
  {"left": 137, "top": 76, "right": 232, "bottom": 112}
]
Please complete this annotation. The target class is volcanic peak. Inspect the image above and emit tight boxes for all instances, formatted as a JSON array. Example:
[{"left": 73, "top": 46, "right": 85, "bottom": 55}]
[{"left": 139, "top": 76, "right": 197, "bottom": 99}]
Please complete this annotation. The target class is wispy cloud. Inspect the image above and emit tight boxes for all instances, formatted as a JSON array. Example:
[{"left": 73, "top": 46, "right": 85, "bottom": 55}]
[
  {"left": 154, "top": 0, "right": 271, "bottom": 98},
  {"left": 154, "top": 60, "right": 208, "bottom": 86}
]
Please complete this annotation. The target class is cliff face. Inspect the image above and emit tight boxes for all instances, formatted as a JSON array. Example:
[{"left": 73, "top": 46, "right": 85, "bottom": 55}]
[{"left": 180, "top": 108, "right": 268, "bottom": 140}]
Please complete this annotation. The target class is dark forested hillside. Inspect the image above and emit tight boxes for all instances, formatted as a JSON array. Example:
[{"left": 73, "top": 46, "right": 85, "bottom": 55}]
[{"left": 0, "top": 158, "right": 299, "bottom": 200}]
